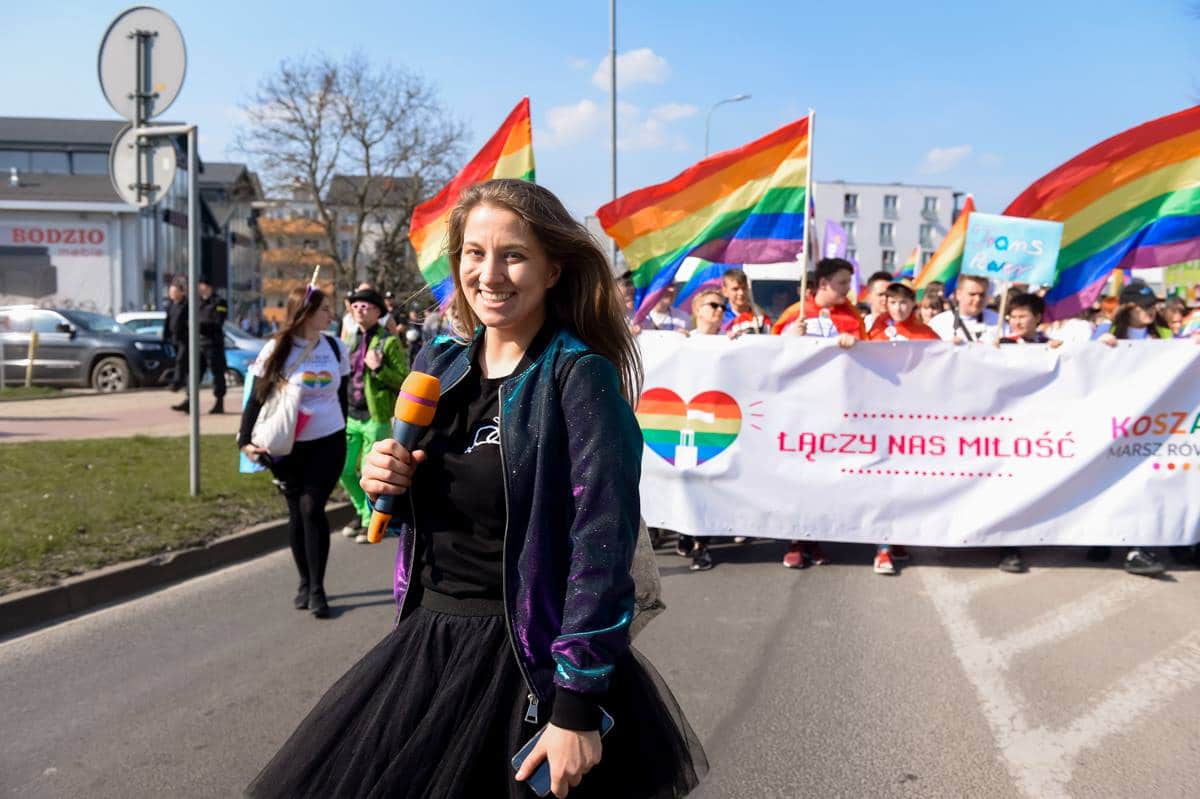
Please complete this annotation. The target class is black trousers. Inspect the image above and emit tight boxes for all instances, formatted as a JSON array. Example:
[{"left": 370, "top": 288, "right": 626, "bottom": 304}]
[
  {"left": 271, "top": 431, "right": 347, "bottom": 594},
  {"left": 168, "top": 341, "right": 187, "bottom": 390},
  {"left": 198, "top": 343, "right": 227, "bottom": 399}
]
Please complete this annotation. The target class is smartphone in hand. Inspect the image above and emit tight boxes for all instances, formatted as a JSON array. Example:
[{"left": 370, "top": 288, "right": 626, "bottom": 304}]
[{"left": 510, "top": 708, "right": 615, "bottom": 797}]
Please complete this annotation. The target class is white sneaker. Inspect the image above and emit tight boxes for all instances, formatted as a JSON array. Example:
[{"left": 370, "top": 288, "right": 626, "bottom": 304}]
[
  {"left": 340, "top": 522, "right": 361, "bottom": 538},
  {"left": 354, "top": 532, "right": 370, "bottom": 544}
]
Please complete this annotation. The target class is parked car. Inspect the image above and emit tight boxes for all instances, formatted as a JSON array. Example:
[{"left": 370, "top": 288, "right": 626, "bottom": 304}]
[
  {"left": 0, "top": 306, "right": 172, "bottom": 392},
  {"left": 114, "top": 311, "right": 265, "bottom": 386}
]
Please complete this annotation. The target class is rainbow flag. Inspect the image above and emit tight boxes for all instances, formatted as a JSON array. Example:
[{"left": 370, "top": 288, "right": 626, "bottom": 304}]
[
  {"left": 897, "top": 246, "right": 920, "bottom": 280},
  {"left": 673, "top": 259, "right": 728, "bottom": 311},
  {"left": 914, "top": 195, "right": 975, "bottom": 293},
  {"left": 1005, "top": 105, "right": 1200, "bottom": 319},
  {"left": 409, "top": 98, "right": 535, "bottom": 304},
  {"left": 597, "top": 115, "right": 811, "bottom": 319}
]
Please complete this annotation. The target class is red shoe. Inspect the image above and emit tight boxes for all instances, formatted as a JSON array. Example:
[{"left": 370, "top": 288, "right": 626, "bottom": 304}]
[
  {"left": 805, "top": 541, "right": 830, "bottom": 566},
  {"left": 874, "top": 547, "right": 896, "bottom": 575},
  {"left": 891, "top": 545, "right": 910, "bottom": 561},
  {"left": 782, "top": 541, "right": 807, "bottom": 569}
]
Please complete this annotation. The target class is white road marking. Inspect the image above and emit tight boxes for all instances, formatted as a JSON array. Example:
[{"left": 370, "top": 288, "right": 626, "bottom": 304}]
[
  {"left": 992, "top": 578, "right": 1155, "bottom": 662},
  {"left": 920, "top": 567, "right": 1200, "bottom": 799}
]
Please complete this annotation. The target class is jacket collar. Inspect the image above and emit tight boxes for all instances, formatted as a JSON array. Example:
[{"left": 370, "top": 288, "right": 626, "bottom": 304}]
[{"left": 441, "top": 321, "right": 560, "bottom": 396}]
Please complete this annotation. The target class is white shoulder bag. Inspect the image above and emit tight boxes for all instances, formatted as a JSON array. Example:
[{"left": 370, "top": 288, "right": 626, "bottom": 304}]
[{"left": 250, "top": 336, "right": 321, "bottom": 457}]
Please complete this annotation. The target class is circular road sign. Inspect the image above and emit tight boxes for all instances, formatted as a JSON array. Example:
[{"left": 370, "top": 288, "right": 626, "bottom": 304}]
[
  {"left": 109, "top": 123, "right": 178, "bottom": 208},
  {"left": 97, "top": 6, "right": 187, "bottom": 120}
]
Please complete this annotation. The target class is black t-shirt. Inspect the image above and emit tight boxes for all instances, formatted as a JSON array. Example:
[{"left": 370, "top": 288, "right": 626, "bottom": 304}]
[{"left": 415, "top": 366, "right": 506, "bottom": 599}]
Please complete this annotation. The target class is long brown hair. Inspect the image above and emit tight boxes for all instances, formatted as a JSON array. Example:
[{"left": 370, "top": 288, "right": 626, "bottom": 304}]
[
  {"left": 254, "top": 286, "right": 328, "bottom": 401},
  {"left": 444, "top": 179, "right": 642, "bottom": 404},
  {"left": 1111, "top": 302, "right": 1168, "bottom": 339}
]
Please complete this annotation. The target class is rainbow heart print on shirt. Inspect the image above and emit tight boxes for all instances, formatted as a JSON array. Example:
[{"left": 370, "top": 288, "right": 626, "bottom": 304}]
[
  {"left": 300, "top": 371, "right": 333, "bottom": 388},
  {"left": 635, "top": 388, "right": 741, "bottom": 468}
]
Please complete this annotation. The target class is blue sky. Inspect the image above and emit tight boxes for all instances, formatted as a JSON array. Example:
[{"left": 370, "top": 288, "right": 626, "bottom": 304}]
[{"left": 7, "top": 1, "right": 1199, "bottom": 218}]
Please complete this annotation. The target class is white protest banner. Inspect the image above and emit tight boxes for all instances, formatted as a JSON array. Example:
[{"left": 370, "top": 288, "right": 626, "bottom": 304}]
[
  {"left": 635, "top": 332, "right": 1200, "bottom": 547},
  {"left": 961, "top": 212, "right": 1064, "bottom": 287}
]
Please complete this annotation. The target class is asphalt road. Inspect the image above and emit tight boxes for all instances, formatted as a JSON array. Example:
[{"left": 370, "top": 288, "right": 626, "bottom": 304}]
[{"left": 2, "top": 535, "right": 1197, "bottom": 798}]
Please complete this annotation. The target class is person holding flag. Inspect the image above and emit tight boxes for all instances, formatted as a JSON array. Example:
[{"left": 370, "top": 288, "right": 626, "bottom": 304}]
[{"left": 772, "top": 257, "right": 867, "bottom": 340}]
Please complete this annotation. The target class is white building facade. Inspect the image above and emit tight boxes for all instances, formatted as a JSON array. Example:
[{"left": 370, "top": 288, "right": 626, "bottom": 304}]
[{"left": 813, "top": 181, "right": 961, "bottom": 275}]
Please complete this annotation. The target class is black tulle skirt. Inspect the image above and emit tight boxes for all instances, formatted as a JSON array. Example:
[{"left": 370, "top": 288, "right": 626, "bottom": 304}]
[{"left": 246, "top": 594, "right": 706, "bottom": 798}]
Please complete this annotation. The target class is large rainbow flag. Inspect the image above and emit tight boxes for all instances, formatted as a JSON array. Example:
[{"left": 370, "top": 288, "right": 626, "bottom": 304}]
[
  {"left": 1006, "top": 105, "right": 1200, "bottom": 319},
  {"left": 408, "top": 97, "right": 535, "bottom": 303},
  {"left": 914, "top": 194, "right": 975, "bottom": 293},
  {"left": 597, "top": 115, "right": 811, "bottom": 319}
]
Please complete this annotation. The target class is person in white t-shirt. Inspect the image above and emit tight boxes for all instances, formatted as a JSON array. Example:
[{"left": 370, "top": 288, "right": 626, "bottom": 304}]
[
  {"left": 239, "top": 285, "right": 352, "bottom": 618},
  {"left": 643, "top": 283, "right": 692, "bottom": 332},
  {"left": 928, "top": 275, "right": 1001, "bottom": 343}
]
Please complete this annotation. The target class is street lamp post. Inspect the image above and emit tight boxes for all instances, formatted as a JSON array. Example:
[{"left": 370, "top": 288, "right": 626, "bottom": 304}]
[{"left": 704, "top": 94, "right": 751, "bottom": 157}]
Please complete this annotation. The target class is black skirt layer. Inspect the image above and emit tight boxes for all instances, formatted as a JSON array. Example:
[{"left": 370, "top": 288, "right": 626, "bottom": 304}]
[{"left": 246, "top": 596, "right": 706, "bottom": 798}]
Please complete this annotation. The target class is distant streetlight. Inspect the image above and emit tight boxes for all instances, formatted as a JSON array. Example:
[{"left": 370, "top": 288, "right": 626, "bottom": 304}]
[{"left": 704, "top": 94, "right": 751, "bottom": 156}]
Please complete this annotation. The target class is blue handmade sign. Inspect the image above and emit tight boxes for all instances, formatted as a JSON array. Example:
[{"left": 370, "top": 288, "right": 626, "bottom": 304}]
[{"left": 961, "top": 212, "right": 1064, "bottom": 286}]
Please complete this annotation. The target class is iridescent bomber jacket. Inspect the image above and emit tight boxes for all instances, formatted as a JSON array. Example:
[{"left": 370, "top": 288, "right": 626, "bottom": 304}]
[{"left": 385, "top": 323, "right": 642, "bottom": 731}]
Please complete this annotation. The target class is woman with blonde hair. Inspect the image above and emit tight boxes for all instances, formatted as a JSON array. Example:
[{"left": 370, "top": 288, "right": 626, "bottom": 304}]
[{"left": 248, "top": 179, "right": 705, "bottom": 798}]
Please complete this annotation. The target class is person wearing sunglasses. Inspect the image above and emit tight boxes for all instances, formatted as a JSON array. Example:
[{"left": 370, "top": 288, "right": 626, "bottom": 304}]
[
  {"left": 691, "top": 289, "right": 727, "bottom": 337},
  {"left": 337, "top": 288, "right": 411, "bottom": 543}
]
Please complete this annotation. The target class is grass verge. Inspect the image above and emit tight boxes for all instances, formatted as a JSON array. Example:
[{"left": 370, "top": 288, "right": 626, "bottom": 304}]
[
  {"left": 0, "top": 386, "right": 61, "bottom": 401},
  {"left": 0, "top": 435, "right": 288, "bottom": 596}
]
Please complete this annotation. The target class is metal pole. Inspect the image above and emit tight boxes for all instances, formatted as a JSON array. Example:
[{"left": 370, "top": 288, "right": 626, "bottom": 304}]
[
  {"left": 703, "top": 94, "right": 752, "bottom": 157},
  {"left": 186, "top": 125, "right": 200, "bottom": 497},
  {"left": 609, "top": 0, "right": 618, "bottom": 271}
]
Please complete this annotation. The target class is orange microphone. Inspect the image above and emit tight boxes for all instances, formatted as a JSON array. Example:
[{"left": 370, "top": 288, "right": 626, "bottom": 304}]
[{"left": 366, "top": 372, "right": 440, "bottom": 543}]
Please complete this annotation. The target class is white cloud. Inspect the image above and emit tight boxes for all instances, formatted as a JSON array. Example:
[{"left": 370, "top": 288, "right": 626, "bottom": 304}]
[
  {"left": 536, "top": 99, "right": 603, "bottom": 148},
  {"left": 568, "top": 57, "right": 589, "bottom": 71},
  {"left": 919, "top": 145, "right": 973, "bottom": 174},
  {"left": 592, "top": 48, "right": 670, "bottom": 91},
  {"left": 616, "top": 102, "right": 695, "bottom": 152},
  {"left": 650, "top": 102, "right": 698, "bottom": 122},
  {"left": 980, "top": 152, "right": 1002, "bottom": 166},
  {"left": 537, "top": 98, "right": 696, "bottom": 152}
]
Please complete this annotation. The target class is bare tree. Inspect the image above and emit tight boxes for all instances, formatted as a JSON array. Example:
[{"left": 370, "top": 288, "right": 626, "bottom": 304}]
[{"left": 236, "top": 53, "right": 465, "bottom": 295}]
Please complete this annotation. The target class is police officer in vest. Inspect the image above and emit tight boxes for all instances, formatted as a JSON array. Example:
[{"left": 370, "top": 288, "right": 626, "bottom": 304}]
[{"left": 173, "top": 274, "right": 229, "bottom": 415}]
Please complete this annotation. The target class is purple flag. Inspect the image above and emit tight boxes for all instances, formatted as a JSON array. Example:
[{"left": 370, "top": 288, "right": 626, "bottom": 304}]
[{"left": 823, "top": 219, "right": 848, "bottom": 259}]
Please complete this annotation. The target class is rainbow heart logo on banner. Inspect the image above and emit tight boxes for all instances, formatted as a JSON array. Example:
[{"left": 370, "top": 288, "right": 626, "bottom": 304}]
[
  {"left": 635, "top": 388, "right": 742, "bottom": 467},
  {"left": 300, "top": 371, "right": 333, "bottom": 388}
]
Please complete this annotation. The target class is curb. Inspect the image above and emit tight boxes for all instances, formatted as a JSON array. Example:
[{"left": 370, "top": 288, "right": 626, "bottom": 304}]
[{"left": 0, "top": 502, "right": 356, "bottom": 640}]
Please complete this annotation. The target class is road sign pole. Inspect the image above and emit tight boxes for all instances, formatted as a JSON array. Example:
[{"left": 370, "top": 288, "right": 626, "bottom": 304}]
[
  {"left": 100, "top": 6, "right": 195, "bottom": 494},
  {"left": 187, "top": 125, "right": 200, "bottom": 497}
]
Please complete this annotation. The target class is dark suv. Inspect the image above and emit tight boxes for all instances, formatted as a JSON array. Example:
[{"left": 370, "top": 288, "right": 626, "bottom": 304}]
[{"left": 0, "top": 306, "right": 172, "bottom": 392}]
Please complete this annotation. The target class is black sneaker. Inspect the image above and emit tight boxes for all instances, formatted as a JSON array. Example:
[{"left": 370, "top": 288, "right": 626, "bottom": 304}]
[
  {"left": 309, "top": 589, "right": 330, "bottom": 618},
  {"left": 675, "top": 535, "right": 693, "bottom": 558},
  {"left": 1086, "top": 546, "right": 1111, "bottom": 563},
  {"left": 998, "top": 549, "right": 1026, "bottom": 573},
  {"left": 171, "top": 399, "right": 189, "bottom": 412},
  {"left": 689, "top": 545, "right": 713, "bottom": 572},
  {"left": 294, "top": 583, "right": 310, "bottom": 610},
  {"left": 1124, "top": 548, "right": 1165, "bottom": 577}
]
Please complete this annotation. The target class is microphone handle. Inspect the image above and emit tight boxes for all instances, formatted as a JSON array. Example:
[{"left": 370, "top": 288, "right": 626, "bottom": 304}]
[{"left": 374, "top": 419, "right": 425, "bottom": 515}]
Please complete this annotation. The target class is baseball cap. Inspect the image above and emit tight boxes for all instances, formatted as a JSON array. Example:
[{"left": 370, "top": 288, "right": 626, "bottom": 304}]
[{"left": 1118, "top": 282, "right": 1161, "bottom": 308}]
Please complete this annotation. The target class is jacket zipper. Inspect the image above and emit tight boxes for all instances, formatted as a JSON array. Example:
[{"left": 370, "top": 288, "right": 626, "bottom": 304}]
[{"left": 497, "top": 384, "right": 540, "bottom": 724}]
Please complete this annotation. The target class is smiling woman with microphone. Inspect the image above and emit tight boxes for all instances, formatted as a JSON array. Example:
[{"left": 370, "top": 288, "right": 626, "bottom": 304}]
[{"left": 247, "top": 180, "right": 705, "bottom": 799}]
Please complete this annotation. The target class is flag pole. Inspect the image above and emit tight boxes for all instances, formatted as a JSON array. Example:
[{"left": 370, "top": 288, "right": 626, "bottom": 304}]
[{"left": 801, "top": 108, "right": 815, "bottom": 288}]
